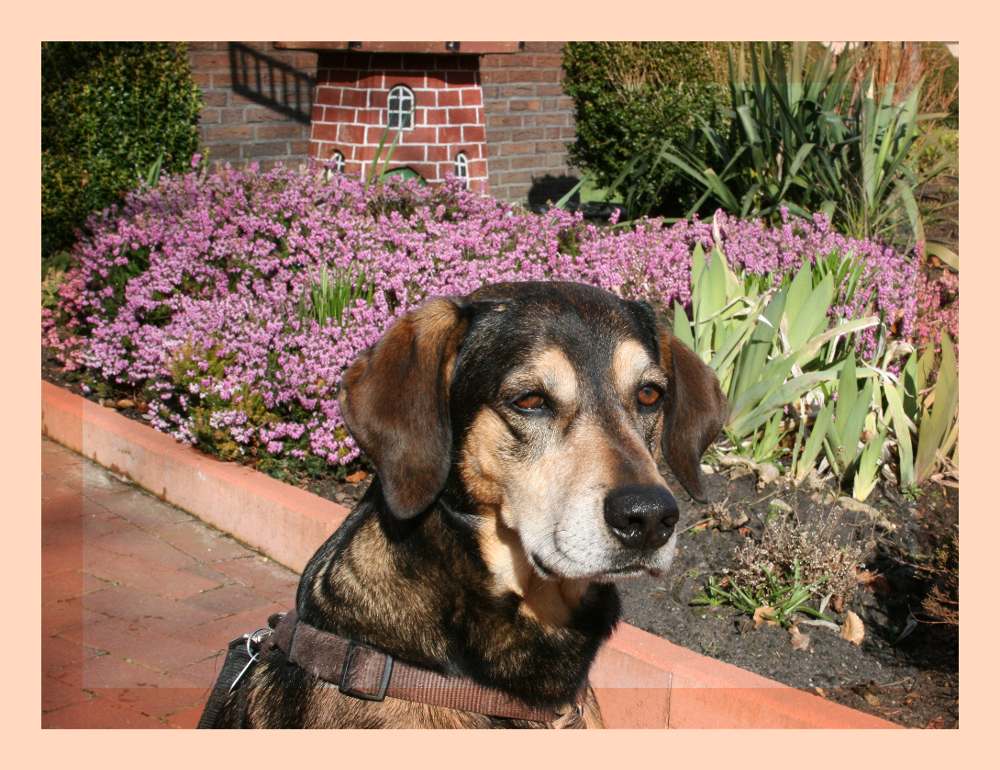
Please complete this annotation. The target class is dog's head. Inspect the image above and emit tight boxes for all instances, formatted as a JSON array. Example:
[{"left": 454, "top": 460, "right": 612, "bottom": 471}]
[{"left": 339, "top": 281, "right": 727, "bottom": 583}]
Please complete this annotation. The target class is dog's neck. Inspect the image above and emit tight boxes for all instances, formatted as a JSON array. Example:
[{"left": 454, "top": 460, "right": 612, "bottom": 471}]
[
  {"left": 473, "top": 509, "right": 594, "bottom": 627},
  {"left": 296, "top": 480, "right": 620, "bottom": 707}
]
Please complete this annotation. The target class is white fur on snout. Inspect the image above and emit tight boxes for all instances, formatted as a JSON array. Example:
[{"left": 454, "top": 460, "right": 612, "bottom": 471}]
[
  {"left": 521, "top": 499, "right": 680, "bottom": 581},
  {"left": 507, "top": 416, "right": 678, "bottom": 580},
  {"left": 515, "top": 482, "right": 618, "bottom": 579}
]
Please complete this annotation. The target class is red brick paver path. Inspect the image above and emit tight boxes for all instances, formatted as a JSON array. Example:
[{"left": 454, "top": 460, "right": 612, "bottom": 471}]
[{"left": 42, "top": 438, "right": 301, "bottom": 728}]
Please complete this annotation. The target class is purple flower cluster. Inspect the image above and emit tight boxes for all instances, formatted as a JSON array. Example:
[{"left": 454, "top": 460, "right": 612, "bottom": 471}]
[
  {"left": 713, "top": 208, "right": 919, "bottom": 359},
  {"left": 914, "top": 268, "right": 959, "bottom": 356},
  {"left": 44, "top": 163, "right": 918, "bottom": 468}
]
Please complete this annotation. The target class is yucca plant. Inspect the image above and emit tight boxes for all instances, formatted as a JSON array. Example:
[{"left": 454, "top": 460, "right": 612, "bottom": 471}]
[
  {"left": 642, "top": 44, "right": 849, "bottom": 222},
  {"left": 874, "top": 330, "right": 958, "bottom": 493},
  {"left": 914, "top": 333, "right": 959, "bottom": 484},
  {"left": 824, "top": 354, "right": 875, "bottom": 474},
  {"left": 852, "top": 423, "right": 888, "bottom": 502},
  {"left": 789, "top": 351, "right": 886, "bottom": 500},
  {"left": 673, "top": 244, "right": 878, "bottom": 468},
  {"left": 365, "top": 125, "right": 402, "bottom": 190},
  {"left": 645, "top": 42, "right": 950, "bottom": 252},
  {"left": 836, "top": 69, "right": 936, "bottom": 249}
]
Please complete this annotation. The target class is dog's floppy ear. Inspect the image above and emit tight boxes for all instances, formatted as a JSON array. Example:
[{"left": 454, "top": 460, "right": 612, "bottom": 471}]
[
  {"left": 338, "top": 298, "right": 470, "bottom": 519},
  {"left": 659, "top": 329, "right": 729, "bottom": 503}
]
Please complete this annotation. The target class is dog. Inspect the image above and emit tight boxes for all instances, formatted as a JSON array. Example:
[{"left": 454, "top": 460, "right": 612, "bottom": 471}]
[{"left": 208, "top": 280, "right": 727, "bottom": 728}]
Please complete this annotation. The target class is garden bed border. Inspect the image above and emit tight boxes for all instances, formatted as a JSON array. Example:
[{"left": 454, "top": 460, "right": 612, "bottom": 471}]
[{"left": 41, "top": 379, "right": 895, "bottom": 729}]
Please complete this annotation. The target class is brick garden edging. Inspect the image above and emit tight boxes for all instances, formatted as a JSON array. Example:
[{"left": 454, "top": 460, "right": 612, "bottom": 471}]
[{"left": 41, "top": 380, "right": 895, "bottom": 729}]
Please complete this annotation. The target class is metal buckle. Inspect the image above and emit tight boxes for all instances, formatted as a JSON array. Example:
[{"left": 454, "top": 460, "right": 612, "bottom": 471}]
[
  {"left": 228, "top": 627, "right": 271, "bottom": 694},
  {"left": 339, "top": 641, "right": 394, "bottom": 702}
]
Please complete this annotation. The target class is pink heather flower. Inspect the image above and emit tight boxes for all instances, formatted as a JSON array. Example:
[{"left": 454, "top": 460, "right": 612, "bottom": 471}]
[{"left": 44, "top": 164, "right": 923, "bottom": 468}]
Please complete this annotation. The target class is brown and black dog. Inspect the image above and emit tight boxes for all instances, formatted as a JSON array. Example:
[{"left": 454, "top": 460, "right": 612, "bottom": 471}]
[{"left": 211, "top": 280, "right": 727, "bottom": 728}]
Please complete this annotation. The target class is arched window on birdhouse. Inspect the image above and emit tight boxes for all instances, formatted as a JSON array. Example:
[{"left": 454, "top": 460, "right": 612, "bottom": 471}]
[
  {"left": 455, "top": 152, "right": 469, "bottom": 189},
  {"left": 387, "top": 85, "right": 415, "bottom": 130}
]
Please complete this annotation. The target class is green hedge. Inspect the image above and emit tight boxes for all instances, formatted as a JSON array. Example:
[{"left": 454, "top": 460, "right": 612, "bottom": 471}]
[
  {"left": 42, "top": 42, "right": 203, "bottom": 258},
  {"left": 562, "top": 42, "right": 729, "bottom": 217}
]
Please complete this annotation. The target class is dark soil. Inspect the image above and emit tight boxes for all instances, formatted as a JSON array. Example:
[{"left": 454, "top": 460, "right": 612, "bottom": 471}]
[
  {"left": 43, "top": 359, "right": 958, "bottom": 728},
  {"left": 616, "top": 465, "right": 958, "bottom": 729}
]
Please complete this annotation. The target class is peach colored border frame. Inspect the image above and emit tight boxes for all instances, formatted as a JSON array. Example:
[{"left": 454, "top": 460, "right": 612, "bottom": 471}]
[{"left": 13, "top": 1, "right": 985, "bottom": 762}]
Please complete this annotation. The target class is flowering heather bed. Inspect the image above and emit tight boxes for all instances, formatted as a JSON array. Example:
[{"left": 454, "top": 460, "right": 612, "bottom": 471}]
[
  {"left": 43, "top": 163, "right": 919, "bottom": 474},
  {"left": 915, "top": 267, "right": 959, "bottom": 355}
]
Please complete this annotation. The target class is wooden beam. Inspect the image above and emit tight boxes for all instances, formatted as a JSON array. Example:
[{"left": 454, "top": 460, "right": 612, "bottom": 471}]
[{"left": 273, "top": 41, "right": 521, "bottom": 54}]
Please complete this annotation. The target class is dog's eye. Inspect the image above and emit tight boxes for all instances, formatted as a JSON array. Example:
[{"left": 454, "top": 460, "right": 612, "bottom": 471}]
[
  {"left": 637, "top": 385, "right": 663, "bottom": 408},
  {"left": 511, "top": 392, "right": 548, "bottom": 413}
]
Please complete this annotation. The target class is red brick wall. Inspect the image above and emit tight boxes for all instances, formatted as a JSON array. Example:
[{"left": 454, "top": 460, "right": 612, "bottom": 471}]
[
  {"left": 187, "top": 42, "right": 581, "bottom": 201},
  {"left": 310, "top": 52, "right": 489, "bottom": 193},
  {"left": 480, "top": 42, "right": 577, "bottom": 203},
  {"left": 187, "top": 42, "right": 318, "bottom": 169}
]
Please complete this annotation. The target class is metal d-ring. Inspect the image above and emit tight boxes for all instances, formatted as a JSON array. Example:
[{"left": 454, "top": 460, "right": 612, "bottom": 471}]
[{"left": 228, "top": 627, "right": 271, "bottom": 694}]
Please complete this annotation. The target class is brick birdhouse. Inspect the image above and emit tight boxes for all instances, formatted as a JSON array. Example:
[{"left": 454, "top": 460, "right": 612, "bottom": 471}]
[{"left": 277, "top": 42, "right": 521, "bottom": 193}]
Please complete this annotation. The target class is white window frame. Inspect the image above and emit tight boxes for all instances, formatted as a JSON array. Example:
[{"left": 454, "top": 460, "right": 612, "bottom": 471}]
[
  {"left": 387, "top": 85, "right": 416, "bottom": 130},
  {"left": 455, "top": 152, "right": 470, "bottom": 188}
]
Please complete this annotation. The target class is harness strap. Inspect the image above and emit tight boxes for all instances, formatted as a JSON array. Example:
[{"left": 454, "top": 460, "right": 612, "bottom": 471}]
[
  {"left": 268, "top": 610, "right": 576, "bottom": 724},
  {"left": 197, "top": 634, "right": 256, "bottom": 729}
]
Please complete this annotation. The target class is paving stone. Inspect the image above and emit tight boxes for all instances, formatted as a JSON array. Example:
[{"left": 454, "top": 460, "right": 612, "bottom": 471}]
[
  {"left": 211, "top": 555, "right": 301, "bottom": 603},
  {"left": 41, "top": 518, "right": 82, "bottom": 550},
  {"left": 82, "top": 548, "right": 222, "bottom": 599},
  {"left": 59, "top": 616, "right": 220, "bottom": 674},
  {"left": 174, "top": 561, "right": 235, "bottom": 587},
  {"left": 182, "top": 582, "right": 279, "bottom": 617},
  {"left": 42, "top": 636, "right": 106, "bottom": 681},
  {"left": 75, "top": 654, "right": 208, "bottom": 690},
  {"left": 41, "top": 541, "right": 84, "bottom": 577},
  {"left": 42, "top": 695, "right": 166, "bottom": 729},
  {"left": 42, "top": 491, "right": 84, "bottom": 524},
  {"left": 42, "top": 675, "right": 96, "bottom": 714},
  {"left": 164, "top": 704, "right": 206, "bottom": 728},
  {"left": 157, "top": 520, "right": 252, "bottom": 562},
  {"left": 42, "top": 597, "right": 106, "bottom": 638},
  {"left": 81, "top": 511, "right": 134, "bottom": 538},
  {"left": 81, "top": 461, "right": 132, "bottom": 492},
  {"left": 91, "top": 486, "right": 193, "bottom": 529},
  {"left": 108, "top": 683, "right": 210, "bottom": 719},
  {"left": 43, "top": 569, "right": 108, "bottom": 605},
  {"left": 42, "top": 477, "right": 82, "bottom": 503},
  {"left": 80, "top": 584, "right": 218, "bottom": 634},
  {"left": 75, "top": 654, "right": 178, "bottom": 690},
  {"left": 170, "top": 651, "right": 227, "bottom": 688},
  {"left": 41, "top": 439, "right": 302, "bottom": 728},
  {"left": 91, "top": 525, "right": 200, "bottom": 570}
]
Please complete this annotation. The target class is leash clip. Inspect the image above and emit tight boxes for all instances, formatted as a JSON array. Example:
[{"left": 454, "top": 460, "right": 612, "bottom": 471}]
[{"left": 228, "top": 627, "right": 271, "bottom": 694}]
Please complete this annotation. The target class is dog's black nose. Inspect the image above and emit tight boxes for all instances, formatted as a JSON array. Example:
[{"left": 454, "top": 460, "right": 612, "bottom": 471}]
[{"left": 603, "top": 485, "right": 679, "bottom": 550}]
